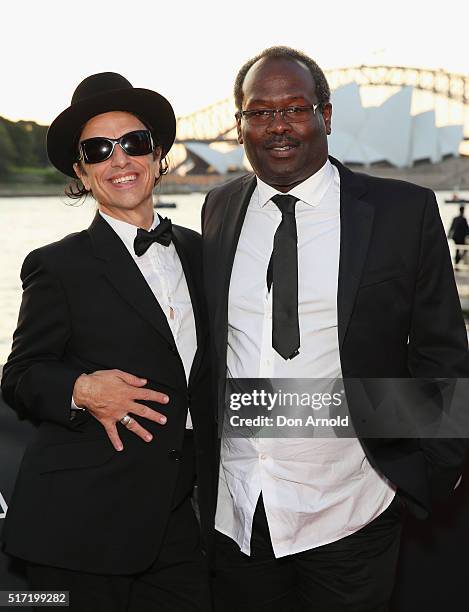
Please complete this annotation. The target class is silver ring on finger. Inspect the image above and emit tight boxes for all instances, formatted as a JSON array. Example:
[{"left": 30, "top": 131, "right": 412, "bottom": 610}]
[{"left": 120, "top": 414, "right": 132, "bottom": 426}]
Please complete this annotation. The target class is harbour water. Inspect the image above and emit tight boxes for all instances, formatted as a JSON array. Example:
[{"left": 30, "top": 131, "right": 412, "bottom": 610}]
[{"left": 0, "top": 189, "right": 467, "bottom": 363}]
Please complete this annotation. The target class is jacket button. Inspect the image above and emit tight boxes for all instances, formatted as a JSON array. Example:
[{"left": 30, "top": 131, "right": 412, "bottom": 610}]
[
  {"left": 168, "top": 449, "right": 183, "bottom": 461},
  {"left": 170, "top": 346, "right": 178, "bottom": 354}
]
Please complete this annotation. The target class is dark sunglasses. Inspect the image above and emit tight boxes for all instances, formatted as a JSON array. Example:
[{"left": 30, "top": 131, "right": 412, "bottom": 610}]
[{"left": 77, "top": 129, "right": 155, "bottom": 164}]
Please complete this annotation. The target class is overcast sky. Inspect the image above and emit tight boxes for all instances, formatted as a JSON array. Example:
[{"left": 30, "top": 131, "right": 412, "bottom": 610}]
[{"left": 3, "top": 0, "right": 469, "bottom": 124}]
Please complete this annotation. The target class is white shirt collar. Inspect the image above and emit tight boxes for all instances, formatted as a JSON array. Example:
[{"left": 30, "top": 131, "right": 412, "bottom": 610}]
[
  {"left": 99, "top": 211, "right": 159, "bottom": 255},
  {"left": 256, "top": 158, "right": 334, "bottom": 209}
]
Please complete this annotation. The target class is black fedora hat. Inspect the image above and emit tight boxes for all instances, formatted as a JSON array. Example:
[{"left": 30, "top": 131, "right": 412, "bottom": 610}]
[{"left": 47, "top": 72, "right": 176, "bottom": 178}]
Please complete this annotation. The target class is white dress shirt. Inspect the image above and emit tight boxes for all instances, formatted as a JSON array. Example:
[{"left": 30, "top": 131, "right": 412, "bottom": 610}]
[
  {"left": 215, "top": 160, "right": 395, "bottom": 557},
  {"left": 79, "top": 211, "right": 197, "bottom": 429}
]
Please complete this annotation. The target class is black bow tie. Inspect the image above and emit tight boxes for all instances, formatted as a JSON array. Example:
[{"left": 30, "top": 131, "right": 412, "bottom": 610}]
[{"left": 133, "top": 217, "right": 172, "bottom": 256}]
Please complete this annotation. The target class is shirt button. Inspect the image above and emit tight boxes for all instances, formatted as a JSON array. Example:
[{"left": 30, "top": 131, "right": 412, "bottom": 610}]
[{"left": 260, "top": 453, "right": 267, "bottom": 460}]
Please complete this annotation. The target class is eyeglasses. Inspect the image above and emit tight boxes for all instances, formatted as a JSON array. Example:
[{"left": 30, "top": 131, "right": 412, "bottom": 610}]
[
  {"left": 237, "top": 104, "right": 320, "bottom": 126},
  {"left": 77, "top": 130, "right": 155, "bottom": 164}
]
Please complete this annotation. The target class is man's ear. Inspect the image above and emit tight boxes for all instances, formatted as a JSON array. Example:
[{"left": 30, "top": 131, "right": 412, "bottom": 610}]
[
  {"left": 236, "top": 114, "right": 243, "bottom": 145},
  {"left": 322, "top": 103, "right": 333, "bottom": 136},
  {"left": 152, "top": 145, "right": 162, "bottom": 164},
  {"left": 153, "top": 146, "right": 162, "bottom": 183},
  {"left": 73, "top": 162, "right": 90, "bottom": 190}
]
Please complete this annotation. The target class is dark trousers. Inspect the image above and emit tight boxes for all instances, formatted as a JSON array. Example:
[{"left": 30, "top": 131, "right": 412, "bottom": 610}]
[
  {"left": 25, "top": 433, "right": 211, "bottom": 612},
  {"left": 213, "top": 494, "right": 403, "bottom": 612}
]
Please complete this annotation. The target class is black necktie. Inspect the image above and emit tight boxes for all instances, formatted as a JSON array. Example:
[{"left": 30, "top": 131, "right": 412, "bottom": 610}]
[
  {"left": 134, "top": 216, "right": 172, "bottom": 256},
  {"left": 268, "top": 194, "right": 300, "bottom": 360}
]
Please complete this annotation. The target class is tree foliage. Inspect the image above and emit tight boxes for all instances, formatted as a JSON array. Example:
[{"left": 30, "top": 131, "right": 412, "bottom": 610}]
[
  {"left": 0, "top": 121, "right": 15, "bottom": 178},
  {"left": 0, "top": 116, "right": 50, "bottom": 179}
]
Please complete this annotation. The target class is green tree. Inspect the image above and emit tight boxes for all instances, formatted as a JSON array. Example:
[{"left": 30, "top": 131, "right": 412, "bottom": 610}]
[
  {"left": 0, "top": 121, "right": 15, "bottom": 179},
  {"left": 6, "top": 120, "right": 36, "bottom": 166}
]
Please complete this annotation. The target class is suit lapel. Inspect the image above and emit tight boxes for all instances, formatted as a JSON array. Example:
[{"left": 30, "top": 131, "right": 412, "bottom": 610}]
[
  {"left": 214, "top": 175, "right": 257, "bottom": 358},
  {"left": 332, "top": 158, "right": 375, "bottom": 349},
  {"left": 171, "top": 226, "right": 206, "bottom": 384},
  {"left": 87, "top": 213, "right": 175, "bottom": 348}
]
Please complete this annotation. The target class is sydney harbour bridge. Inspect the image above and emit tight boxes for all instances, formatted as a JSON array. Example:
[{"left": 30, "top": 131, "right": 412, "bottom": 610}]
[{"left": 175, "top": 65, "right": 469, "bottom": 144}]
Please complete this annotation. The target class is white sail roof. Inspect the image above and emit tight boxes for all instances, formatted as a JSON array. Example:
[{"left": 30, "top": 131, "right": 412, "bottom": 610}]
[{"left": 329, "top": 83, "right": 463, "bottom": 168}]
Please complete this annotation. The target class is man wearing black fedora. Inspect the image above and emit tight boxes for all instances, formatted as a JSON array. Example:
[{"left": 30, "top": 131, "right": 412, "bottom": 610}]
[{"left": 1, "top": 73, "right": 214, "bottom": 611}]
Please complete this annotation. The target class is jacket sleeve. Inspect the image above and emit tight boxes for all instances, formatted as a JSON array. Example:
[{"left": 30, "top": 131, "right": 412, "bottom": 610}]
[
  {"left": 1, "top": 248, "right": 84, "bottom": 429},
  {"left": 408, "top": 189, "right": 469, "bottom": 503}
]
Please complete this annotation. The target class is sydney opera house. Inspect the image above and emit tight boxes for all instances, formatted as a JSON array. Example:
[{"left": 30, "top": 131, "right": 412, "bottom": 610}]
[{"left": 328, "top": 83, "right": 463, "bottom": 168}]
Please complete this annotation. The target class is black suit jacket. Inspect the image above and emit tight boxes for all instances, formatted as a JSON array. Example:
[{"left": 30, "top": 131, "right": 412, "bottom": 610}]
[
  {"left": 1, "top": 213, "right": 215, "bottom": 574},
  {"left": 201, "top": 157, "right": 469, "bottom": 518}
]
